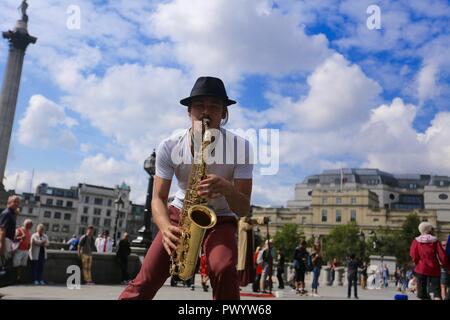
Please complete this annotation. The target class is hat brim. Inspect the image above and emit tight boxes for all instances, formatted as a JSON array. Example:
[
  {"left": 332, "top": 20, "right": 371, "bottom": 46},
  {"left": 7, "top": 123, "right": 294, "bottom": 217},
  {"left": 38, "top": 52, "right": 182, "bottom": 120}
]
[{"left": 180, "top": 95, "right": 236, "bottom": 107}]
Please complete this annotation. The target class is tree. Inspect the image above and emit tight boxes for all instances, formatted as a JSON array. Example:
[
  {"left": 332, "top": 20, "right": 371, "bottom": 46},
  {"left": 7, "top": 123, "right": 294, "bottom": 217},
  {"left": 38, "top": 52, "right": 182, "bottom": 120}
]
[
  {"left": 272, "top": 223, "right": 304, "bottom": 258},
  {"left": 323, "top": 222, "right": 366, "bottom": 264}
]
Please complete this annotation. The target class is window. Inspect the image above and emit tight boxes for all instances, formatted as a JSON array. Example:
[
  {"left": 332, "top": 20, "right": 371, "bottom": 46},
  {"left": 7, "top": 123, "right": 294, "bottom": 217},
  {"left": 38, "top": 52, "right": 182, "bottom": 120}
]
[
  {"left": 66, "top": 201, "right": 73, "bottom": 208},
  {"left": 351, "top": 197, "right": 356, "bottom": 204},
  {"left": 62, "top": 225, "right": 69, "bottom": 233},
  {"left": 93, "top": 218, "right": 100, "bottom": 226},
  {"left": 43, "top": 223, "right": 49, "bottom": 231},
  {"left": 83, "top": 207, "right": 89, "bottom": 214},
  {"left": 336, "top": 210, "right": 342, "bottom": 223},
  {"left": 80, "top": 216, "right": 89, "bottom": 224},
  {"left": 301, "top": 217, "right": 307, "bottom": 225},
  {"left": 79, "top": 227, "right": 86, "bottom": 235},
  {"left": 321, "top": 209, "right": 328, "bottom": 222},
  {"left": 52, "top": 224, "right": 60, "bottom": 232},
  {"left": 106, "top": 209, "right": 111, "bottom": 217},
  {"left": 440, "top": 181, "right": 445, "bottom": 187},
  {"left": 336, "top": 197, "right": 342, "bottom": 204},
  {"left": 64, "top": 213, "right": 71, "bottom": 220},
  {"left": 54, "top": 212, "right": 61, "bottom": 219},
  {"left": 409, "top": 183, "right": 417, "bottom": 189},
  {"left": 44, "top": 211, "right": 51, "bottom": 218},
  {"left": 118, "top": 220, "right": 123, "bottom": 228},
  {"left": 94, "top": 198, "right": 103, "bottom": 206},
  {"left": 28, "top": 208, "right": 33, "bottom": 214},
  {"left": 56, "top": 200, "right": 63, "bottom": 207},
  {"left": 321, "top": 197, "right": 327, "bottom": 204},
  {"left": 439, "top": 193, "right": 448, "bottom": 200},
  {"left": 107, "top": 199, "right": 112, "bottom": 207},
  {"left": 373, "top": 218, "right": 379, "bottom": 222},
  {"left": 104, "top": 219, "right": 111, "bottom": 227},
  {"left": 46, "top": 198, "right": 53, "bottom": 206},
  {"left": 351, "top": 210, "right": 357, "bottom": 222},
  {"left": 84, "top": 196, "right": 90, "bottom": 204},
  {"left": 94, "top": 208, "right": 102, "bottom": 216}
]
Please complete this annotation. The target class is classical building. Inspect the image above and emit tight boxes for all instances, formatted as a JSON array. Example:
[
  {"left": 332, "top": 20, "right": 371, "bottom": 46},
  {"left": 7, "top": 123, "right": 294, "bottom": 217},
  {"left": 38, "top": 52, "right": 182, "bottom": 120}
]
[
  {"left": 287, "top": 169, "right": 450, "bottom": 222},
  {"left": 18, "top": 182, "right": 133, "bottom": 242},
  {"left": 253, "top": 169, "right": 450, "bottom": 242}
]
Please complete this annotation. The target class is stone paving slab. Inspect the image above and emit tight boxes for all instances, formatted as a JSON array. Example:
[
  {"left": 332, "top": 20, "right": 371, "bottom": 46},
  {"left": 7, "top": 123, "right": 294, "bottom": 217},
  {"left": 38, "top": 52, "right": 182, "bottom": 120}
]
[{"left": 0, "top": 278, "right": 418, "bottom": 300}]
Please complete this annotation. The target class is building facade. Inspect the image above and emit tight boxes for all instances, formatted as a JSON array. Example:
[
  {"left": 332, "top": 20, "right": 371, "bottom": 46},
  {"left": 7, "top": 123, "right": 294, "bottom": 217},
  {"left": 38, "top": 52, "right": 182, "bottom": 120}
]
[
  {"left": 253, "top": 182, "right": 450, "bottom": 242},
  {"left": 18, "top": 182, "right": 134, "bottom": 243},
  {"left": 287, "top": 168, "right": 450, "bottom": 223}
]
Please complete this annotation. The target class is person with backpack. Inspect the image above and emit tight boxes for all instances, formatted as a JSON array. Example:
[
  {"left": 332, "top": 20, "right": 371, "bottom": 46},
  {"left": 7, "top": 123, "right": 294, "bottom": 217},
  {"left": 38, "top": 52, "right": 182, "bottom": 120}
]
[
  {"left": 293, "top": 239, "right": 308, "bottom": 295},
  {"left": 67, "top": 234, "right": 79, "bottom": 251}
]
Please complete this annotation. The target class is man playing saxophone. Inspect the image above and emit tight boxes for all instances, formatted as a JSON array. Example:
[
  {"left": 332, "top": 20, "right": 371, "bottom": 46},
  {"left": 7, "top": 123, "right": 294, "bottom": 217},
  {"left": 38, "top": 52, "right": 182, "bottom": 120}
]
[{"left": 119, "top": 76, "right": 253, "bottom": 300}]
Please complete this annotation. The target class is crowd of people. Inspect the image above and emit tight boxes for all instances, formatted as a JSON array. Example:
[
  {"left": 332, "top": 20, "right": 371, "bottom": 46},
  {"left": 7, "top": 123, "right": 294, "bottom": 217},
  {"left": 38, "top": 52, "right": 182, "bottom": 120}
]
[
  {"left": 0, "top": 196, "right": 133, "bottom": 298},
  {"left": 1, "top": 194, "right": 450, "bottom": 300}
]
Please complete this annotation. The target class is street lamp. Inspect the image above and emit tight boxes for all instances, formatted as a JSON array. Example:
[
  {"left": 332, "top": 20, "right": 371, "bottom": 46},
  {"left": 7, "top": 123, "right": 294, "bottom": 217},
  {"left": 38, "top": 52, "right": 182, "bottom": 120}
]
[
  {"left": 135, "top": 149, "right": 156, "bottom": 249},
  {"left": 114, "top": 195, "right": 124, "bottom": 247},
  {"left": 358, "top": 230, "right": 366, "bottom": 261}
]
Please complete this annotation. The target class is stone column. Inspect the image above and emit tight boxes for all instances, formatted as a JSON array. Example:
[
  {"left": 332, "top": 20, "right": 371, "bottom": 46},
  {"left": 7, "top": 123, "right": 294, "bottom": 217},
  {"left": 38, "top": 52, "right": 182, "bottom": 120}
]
[{"left": 0, "top": 19, "right": 37, "bottom": 207}]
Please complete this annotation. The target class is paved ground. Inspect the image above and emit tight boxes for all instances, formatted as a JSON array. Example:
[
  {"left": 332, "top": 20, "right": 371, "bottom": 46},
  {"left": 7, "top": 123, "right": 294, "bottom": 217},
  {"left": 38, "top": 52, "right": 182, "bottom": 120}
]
[{"left": 0, "top": 278, "right": 418, "bottom": 300}]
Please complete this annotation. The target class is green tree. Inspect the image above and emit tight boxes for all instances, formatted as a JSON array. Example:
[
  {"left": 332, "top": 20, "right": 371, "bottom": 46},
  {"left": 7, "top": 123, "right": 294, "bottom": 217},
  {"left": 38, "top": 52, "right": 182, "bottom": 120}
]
[
  {"left": 323, "top": 222, "right": 366, "bottom": 263},
  {"left": 272, "top": 223, "right": 304, "bottom": 257},
  {"left": 367, "top": 213, "right": 421, "bottom": 267}
]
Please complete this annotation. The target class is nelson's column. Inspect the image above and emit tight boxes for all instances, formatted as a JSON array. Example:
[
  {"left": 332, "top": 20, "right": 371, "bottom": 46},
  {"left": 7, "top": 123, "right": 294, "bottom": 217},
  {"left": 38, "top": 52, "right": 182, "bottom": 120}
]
[{"left": 0, "top": 0, "right": 37, "bottom": 208}]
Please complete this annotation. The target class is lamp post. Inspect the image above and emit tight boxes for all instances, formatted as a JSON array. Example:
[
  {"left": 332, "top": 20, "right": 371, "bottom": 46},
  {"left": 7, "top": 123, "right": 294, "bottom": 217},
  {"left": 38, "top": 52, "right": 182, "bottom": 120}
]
[
  {"left": 137, "top": 149, "right": 156, "bottom": 249},
  {"left": 358, "top": 230, "right": 366, "bottom": 261},
  {"left": 114, "top": 195, "right": 124, "bottom": 247}
]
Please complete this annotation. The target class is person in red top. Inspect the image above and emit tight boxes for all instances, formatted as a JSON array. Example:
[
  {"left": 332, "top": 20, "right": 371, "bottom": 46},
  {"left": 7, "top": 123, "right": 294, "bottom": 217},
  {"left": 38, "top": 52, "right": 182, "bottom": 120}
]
[
  {"left": 410, "top": 222, "right": 449, "bottom": 300},
  {"left": 13, "top": 219, "right": 33, "bottom": 283},
  {"left": 199, "top": 253, "right": 209, "bottom": 292}
]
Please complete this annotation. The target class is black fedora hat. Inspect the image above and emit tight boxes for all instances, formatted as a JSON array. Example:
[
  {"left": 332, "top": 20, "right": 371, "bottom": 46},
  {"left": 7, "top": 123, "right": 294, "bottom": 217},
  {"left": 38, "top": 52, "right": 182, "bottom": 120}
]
[{"left": 180, "top": 76, "right": 236, "bottom": 107}]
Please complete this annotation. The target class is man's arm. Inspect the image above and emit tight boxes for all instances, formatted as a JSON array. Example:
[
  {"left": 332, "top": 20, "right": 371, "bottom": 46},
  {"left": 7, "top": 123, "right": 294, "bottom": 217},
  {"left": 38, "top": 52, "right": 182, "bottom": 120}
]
[
  {"left": 197, "top": 175, "right": 252, "bottom": 217},
  {"left": 151, "top": 176, "right": 181, "bottom": 256}
]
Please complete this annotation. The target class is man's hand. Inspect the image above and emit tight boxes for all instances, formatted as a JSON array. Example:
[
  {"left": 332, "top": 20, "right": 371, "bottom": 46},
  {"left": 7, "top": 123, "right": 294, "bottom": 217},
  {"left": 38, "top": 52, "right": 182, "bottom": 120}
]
[
  {"left": 161, "top": 224, "right": 182, "bottom": 256},
  {"left": 197, "top": 174, "right": 233, "bottom": 199}
]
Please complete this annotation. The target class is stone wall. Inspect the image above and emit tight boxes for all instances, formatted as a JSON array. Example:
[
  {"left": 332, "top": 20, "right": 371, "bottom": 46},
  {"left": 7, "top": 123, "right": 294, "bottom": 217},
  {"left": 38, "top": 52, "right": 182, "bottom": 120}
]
[{"left": 18, "top": 250, "right": 142, "bottom": 285}]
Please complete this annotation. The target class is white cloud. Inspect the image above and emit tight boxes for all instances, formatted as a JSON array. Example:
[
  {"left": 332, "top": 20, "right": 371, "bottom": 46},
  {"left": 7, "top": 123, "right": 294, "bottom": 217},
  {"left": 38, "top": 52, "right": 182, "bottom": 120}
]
[
  {"left": 18, "top": 95, "right": 78, "bottom": 149},
  {"left": 147, "top": 0, "right": 331, "bottom": 82}
]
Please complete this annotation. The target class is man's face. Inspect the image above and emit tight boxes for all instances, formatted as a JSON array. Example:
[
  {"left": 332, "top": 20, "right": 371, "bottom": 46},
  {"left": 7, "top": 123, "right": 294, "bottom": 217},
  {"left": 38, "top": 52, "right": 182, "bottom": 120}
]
[
  {"left": 8, "top": 198, "right": 20, "bottom": 212},
  {"left": 189, "top": 96, "right": 225, "bottom": 129},
  {"left": 87, "top": 229, "right": 93, "bottom": 237}
]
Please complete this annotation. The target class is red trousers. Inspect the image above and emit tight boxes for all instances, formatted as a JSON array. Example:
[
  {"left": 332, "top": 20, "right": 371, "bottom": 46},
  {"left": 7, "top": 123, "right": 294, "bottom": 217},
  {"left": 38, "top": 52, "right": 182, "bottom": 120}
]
[{"left": 118, "top": 205, "right": 239, "bottom": 300}]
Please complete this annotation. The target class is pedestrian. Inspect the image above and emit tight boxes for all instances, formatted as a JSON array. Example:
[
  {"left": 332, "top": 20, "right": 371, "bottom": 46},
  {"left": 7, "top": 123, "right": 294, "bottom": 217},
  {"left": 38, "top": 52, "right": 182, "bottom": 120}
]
[
  {"left": 29, "top": 224, "right": 49, "bottom": 285},
  {"left": 66, "top": 234, "right": 79, "bottom": 251},
  {"left": 276, "top": 248, "right": 285, "bottom": 289},
  {"left": 78, "top": 226, "right": 97, "bottom": 285},
  {"left": 360, "top": 261, "right": 368, "bottom": 289},
  {"left": 253, "top": 246, "right": 262, "bottom": 292},
  {"left": 118, "top": 77, "right": 253, "bottom": 300},
  {"left": 293, "top": 239, "right": 308, "bottom": 295},
  {"left": 440, "top": 241, "right": 449, "bottom": 300},
  {"left": 329, "top": 258, "right": 338, "bottom": 285},
  {"left": 116, "top": 232, "right": 131, "bottom": 285},
  {"left": 383, "top": 264, "right": 389, "bottom": 288},
  {"left": 96, "top": 230, "right": 113, "bottom": 253},
  {"left": 199, "top": 252, "right": 209, "bottom": 292},
  {"left": 409, "top": 222, "right": 449, "bottom": 300},
  {"left": 0, "top": 196, "right": 20, "bottom": 245},
  {"left": 258, "top": 240, "right": 273, "bottom": 293},
  {"left": 13, "top": 219, "right": 32, "bottom": 283},
  {"left": 1, "top": 226, "right": 14, "bottom": 297},
  {"left": 310, "top": 243, "right": 322, "bottom": 297},
  {"left": 347, "top": 253, "right": 359, "bottom": 299}
]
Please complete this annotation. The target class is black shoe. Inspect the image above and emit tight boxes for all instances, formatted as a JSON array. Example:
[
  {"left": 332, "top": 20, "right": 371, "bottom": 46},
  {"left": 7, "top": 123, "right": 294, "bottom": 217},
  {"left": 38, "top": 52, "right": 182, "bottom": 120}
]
[{"left": 354, "top": 297, "right": 359, "bottom": 299}]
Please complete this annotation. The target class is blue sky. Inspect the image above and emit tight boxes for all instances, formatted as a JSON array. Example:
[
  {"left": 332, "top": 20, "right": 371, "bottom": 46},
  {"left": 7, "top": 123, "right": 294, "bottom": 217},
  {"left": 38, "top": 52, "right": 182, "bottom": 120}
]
[{"left": 1, "top": 0, "right": 450, "bottom": 206}]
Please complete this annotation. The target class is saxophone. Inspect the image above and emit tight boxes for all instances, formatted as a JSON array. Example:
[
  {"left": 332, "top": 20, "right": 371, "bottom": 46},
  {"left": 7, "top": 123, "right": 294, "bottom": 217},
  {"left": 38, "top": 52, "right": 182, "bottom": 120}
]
[{"left": 169, "top": 117, "right": 217, "bottom": 280}]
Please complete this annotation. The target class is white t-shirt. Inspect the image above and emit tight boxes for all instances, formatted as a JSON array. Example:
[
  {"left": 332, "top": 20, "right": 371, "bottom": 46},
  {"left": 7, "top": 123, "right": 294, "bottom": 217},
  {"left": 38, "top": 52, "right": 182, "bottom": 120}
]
[{"left": 155, "top": 127, "right": 253, "bottom": 217}]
